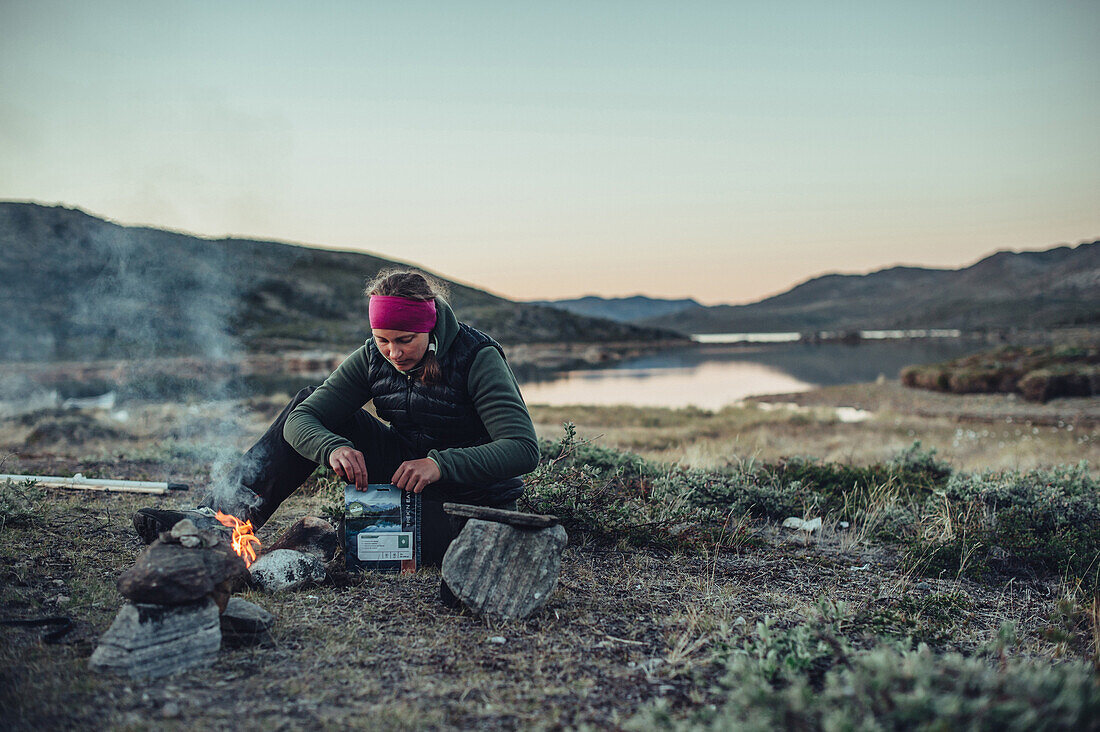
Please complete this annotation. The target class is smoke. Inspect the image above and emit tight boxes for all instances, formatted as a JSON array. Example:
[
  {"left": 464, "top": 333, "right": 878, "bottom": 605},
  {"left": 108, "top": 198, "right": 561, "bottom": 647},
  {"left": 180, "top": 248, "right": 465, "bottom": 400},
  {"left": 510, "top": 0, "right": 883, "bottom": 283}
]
[
  {"left": 204, "top": 444, "right": 266, "bottom": 520},
  {"left": 2, "top": 205, "right": 274, "bottom": 517}
]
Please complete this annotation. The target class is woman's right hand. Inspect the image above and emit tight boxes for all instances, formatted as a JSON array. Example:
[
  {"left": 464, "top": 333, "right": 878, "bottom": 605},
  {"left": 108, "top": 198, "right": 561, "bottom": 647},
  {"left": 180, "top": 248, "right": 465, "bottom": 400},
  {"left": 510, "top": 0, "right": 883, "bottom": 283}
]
[{"left": 329, "top": 446, "right": 368, "bottom": 488}]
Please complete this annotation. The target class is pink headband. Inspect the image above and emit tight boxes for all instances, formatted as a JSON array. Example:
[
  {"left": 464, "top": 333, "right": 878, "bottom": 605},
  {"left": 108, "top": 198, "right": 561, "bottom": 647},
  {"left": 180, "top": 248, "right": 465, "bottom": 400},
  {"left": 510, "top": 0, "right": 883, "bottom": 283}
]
[{"left": 369, "top": 296, "right": 437, "bottom": 333}]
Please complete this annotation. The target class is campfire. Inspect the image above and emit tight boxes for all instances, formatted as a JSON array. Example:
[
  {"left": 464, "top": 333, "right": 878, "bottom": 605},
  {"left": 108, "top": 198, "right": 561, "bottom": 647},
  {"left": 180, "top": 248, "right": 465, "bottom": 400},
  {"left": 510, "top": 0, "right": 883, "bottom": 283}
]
[{"left": 215, "top": 511, "right": 261, "bottom": 567}]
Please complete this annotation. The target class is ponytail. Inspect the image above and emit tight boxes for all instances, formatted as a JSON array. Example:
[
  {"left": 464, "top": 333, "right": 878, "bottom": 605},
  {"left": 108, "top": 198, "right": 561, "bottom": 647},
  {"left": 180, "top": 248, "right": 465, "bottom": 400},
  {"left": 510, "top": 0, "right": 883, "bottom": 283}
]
[{"left": 420, "top": 346, "right": 443, "bottom": 385}]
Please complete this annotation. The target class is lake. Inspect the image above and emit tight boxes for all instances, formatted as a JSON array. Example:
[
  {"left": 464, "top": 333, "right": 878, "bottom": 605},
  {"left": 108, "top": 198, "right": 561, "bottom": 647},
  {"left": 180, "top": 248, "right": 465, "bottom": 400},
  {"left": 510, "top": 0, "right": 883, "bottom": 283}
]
[{"left": 518, "top": 338, "right": 985, "bottom": 410}]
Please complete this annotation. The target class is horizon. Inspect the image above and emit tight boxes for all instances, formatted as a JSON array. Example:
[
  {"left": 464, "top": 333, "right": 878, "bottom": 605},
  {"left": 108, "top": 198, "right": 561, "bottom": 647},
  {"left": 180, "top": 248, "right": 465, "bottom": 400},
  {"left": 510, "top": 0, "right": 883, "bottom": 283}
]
[
  {"left": 3, "top": 3, "right": 1098, "bottom": 304},
  {"left": 8, "top": 197, "right": 1095, "bottom": 308}
]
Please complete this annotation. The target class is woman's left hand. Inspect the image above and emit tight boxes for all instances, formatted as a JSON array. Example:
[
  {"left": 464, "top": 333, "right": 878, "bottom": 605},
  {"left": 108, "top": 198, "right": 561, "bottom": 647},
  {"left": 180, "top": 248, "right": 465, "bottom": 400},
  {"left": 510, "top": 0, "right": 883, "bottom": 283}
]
[{"left": 391, "top": 458, "right": 441, "bottom": 493}]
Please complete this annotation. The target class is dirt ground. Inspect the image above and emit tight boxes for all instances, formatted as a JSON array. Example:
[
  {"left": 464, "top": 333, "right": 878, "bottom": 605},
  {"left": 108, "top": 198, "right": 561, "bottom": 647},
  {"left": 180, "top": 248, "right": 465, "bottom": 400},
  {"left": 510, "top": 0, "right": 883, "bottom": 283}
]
[{"left": 1, "top": 384, "right": 1097, "bottom": 729}]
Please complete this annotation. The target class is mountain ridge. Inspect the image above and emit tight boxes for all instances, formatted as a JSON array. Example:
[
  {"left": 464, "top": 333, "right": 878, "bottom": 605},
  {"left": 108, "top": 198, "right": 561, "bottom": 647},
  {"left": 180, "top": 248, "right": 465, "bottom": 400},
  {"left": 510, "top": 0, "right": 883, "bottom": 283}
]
[
  {"left": 641, "top": 241, "right": 1100, "bottom": 334},
  {"left": 529, "top": 295, "right": 701, "bottom": 323},
  {"left": 0, "top": 202, "right": 683, "bottom": 362}
]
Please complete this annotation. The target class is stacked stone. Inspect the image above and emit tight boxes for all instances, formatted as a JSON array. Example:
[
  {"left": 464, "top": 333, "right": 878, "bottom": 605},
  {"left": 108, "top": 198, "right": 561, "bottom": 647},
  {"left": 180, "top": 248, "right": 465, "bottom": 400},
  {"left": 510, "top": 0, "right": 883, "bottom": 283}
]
[{"left": 90, "top": 519, "right": 272, "bottom": 679}]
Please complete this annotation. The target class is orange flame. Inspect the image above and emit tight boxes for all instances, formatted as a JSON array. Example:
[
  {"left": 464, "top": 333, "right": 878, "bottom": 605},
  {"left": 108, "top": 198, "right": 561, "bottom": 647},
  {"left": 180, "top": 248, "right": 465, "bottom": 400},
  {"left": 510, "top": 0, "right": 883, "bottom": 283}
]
[{"left": 215, "top": 511, "right": 261, "bottom": 568}]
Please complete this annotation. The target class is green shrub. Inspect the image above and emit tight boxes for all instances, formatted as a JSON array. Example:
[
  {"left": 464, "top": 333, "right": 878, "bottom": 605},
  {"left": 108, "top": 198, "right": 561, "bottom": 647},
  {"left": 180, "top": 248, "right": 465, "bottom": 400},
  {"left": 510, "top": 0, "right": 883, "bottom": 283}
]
[
  {"left": 526, "top": 429, "right": 1097, "bottom": 592},
  {"left": 888, "top": 440, "right": 953, "bottom": 484},
  {"left": 693, "top": 646, "right": 1100, "bottom": 731},
  {"left": 635, "top": 606, "right": 1100, "bottom": 731},
  {"left": 909, "top": 464, "right": 1100, "bottom": 589},
  {"left": 523, "top": 425, "right": 745, "bottom": 551},
  {"left": 0, "top": 479, "right": 47, "bottom": 530},
  {"left": 536, "top": 428, "right": 655, "bottom": 480},
  {"left": 851, "top": 590, "right": 974, "bottom": 647}
]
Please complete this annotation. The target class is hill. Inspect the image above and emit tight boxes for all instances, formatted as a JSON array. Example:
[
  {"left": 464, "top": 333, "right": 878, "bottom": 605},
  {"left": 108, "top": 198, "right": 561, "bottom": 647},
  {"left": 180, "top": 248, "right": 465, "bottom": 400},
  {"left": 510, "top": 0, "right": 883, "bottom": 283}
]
[
  {"left": 0, "top": 202, "right": 682, "bottom": 362},
  {"left": 530, "top": 295, "right": 700, "bottom": 323},
  {"left": 643, "top": 242, "right": 1100, "bottom": 334}
]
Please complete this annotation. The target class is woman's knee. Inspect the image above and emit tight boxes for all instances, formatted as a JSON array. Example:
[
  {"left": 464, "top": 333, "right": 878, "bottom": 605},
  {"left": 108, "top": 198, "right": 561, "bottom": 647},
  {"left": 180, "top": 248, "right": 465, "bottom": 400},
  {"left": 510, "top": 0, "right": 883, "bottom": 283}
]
[{"left": 291, "top": 386, "right": 318, "bottom": 406}]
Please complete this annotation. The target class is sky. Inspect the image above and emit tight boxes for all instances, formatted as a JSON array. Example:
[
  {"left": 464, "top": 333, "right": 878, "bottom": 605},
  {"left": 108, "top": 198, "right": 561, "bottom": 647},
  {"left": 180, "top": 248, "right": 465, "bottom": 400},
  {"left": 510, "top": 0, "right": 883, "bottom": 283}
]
[{"left": 2, "top": 1, "right": 1098, "bottom": 305}]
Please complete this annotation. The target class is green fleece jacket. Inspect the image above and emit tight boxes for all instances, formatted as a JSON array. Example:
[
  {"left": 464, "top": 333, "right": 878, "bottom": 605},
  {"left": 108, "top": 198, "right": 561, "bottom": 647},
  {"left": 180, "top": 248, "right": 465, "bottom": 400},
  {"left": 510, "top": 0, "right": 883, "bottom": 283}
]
[{"left": 282, "top": 298, "right": 539, "bottom": 486}]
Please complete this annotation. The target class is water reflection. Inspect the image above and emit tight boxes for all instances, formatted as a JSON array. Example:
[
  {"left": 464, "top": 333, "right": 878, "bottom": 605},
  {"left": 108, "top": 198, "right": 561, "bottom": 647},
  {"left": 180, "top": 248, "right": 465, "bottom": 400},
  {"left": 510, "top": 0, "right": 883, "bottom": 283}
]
[
  {"left": 521, "top": 360, "right": 813, "bottom": 410},
  {"left": 519, "top": 339, "right": 984, "bottom": 410}
]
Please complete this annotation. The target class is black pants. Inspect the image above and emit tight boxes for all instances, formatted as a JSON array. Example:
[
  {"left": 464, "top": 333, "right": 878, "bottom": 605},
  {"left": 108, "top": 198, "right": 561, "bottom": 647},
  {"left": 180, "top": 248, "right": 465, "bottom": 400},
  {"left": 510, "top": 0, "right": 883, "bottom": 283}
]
[{"left": 201, "top": 387, "right": 515, "bottom": 566}]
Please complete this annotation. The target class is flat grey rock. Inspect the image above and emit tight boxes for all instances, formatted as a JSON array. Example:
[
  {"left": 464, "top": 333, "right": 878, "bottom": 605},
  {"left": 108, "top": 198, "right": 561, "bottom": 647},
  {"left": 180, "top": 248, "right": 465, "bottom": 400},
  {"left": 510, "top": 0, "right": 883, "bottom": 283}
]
[
  {"left": 220, "top": 597, "right": 275, "bottom": 648},
  {"left": 89, "top": 600, "right": 221, "bottom": 679},
  {"left": 249, "top": 549, "right": 326, "bottom": 592},
  {"left": 441, "top": 519, "right": 567, "bottom": 621}
]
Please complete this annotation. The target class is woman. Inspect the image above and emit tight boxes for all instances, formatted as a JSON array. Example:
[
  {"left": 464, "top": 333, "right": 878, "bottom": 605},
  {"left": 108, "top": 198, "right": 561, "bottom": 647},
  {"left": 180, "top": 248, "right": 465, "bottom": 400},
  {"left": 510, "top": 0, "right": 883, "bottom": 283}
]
[{"left": 134, "top": 270, "right": 539, "bottom": 565}]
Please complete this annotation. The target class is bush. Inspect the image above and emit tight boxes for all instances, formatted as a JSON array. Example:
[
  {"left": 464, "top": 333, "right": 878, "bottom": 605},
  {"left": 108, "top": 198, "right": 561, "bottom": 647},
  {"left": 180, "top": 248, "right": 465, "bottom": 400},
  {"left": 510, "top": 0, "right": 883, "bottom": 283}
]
[
  {"left": 635, "top": 606, "right": 1100, "bottom": 731},
  {"left": 0, "top": 478, "right": 47, "bottom": 530},
  {"left": 525, "top": 429, "right": 1097, "bottom": 591},
  {"left": 888, "top": 440, "right": 953, "bottom": 483},
  {"left": 522, "top": 425, "right": 745, "bottom": 551},
  {"left": 909, "top": 463, "right": 1100, "bottom": 589},
  {"left": 696, "top": 646, "right": 1100, "bottom": 731}
]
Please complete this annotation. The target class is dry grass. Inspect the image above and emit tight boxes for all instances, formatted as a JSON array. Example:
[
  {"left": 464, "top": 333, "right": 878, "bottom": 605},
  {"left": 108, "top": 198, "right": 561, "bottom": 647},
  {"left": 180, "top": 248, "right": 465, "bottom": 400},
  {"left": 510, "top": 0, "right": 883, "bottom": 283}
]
[{"left": 528, "top": 382, "right": 1100, "bottom": 474}]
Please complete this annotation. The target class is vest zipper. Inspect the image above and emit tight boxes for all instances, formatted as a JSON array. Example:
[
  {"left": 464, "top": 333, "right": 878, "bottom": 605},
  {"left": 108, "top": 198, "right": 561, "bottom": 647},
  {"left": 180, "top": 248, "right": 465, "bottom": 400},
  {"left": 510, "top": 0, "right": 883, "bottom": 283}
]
[{"left": 404, "top": 373, "right": 417, "bottom": 452}]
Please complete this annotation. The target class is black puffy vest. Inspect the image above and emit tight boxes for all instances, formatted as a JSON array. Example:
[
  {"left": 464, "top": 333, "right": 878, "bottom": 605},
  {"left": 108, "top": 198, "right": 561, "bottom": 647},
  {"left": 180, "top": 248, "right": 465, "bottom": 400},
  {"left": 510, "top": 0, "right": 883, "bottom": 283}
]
[{"left": 365, "top": 323, "right": 522, "bottom": 503}]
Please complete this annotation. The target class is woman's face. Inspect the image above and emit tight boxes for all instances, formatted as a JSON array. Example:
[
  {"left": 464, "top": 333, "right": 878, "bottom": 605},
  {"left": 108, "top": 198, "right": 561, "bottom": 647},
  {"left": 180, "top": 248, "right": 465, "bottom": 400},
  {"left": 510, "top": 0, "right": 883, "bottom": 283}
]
[{"left": 372, "top": 329, "right": 430, "bottom": 371}]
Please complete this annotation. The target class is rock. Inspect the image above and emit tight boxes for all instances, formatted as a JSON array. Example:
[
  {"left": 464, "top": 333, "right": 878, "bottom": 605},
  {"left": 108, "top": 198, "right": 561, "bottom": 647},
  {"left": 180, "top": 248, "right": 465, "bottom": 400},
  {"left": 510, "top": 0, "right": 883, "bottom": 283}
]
[
  {"left": 118, "top": 539, "right": 249, "bottom": 606},
  {"left": 249, "top": 549, "right": 326, "bottom": 592},
  {"left": 89, "top": 600, "right": 221, "bottom": 679},
  {"left": 200, "top": 529, "right": 223, "bottom": 548},
  {"left": 170, "top": 519, "right": 199, "bottom": 539},
  {"left": 266, "top": 517, "right": 339, "bottom": 561},
  {"left": 172, "top": 519, "right": 203, "bottom": 548},
  {"left": 441, "top": 519, "right": 567, "bottom": 621},
  {"left": 220, "top": 597, "right": 275, "bottom": 648},
  {"left": 443, "top": 502, "right": 559, "bottom": 528},
  {"left": 781, "top": 516, "right": 822, "bottom": 533}
]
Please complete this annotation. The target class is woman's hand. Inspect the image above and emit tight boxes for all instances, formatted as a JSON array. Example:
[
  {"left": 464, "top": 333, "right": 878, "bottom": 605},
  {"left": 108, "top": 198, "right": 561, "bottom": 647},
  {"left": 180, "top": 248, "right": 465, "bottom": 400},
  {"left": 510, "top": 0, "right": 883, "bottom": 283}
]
[
  {"left": 329, "top": 446, "right": 368, "bottom": 488},
  {"left": 391, "top": 458, "right": 441, "bottom": 494}
]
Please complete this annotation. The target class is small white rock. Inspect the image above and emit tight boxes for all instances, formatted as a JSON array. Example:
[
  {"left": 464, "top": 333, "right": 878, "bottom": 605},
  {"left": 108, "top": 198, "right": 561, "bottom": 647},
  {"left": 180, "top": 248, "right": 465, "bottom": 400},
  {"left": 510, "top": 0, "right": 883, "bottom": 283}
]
[
  {"left": 781, "top": 517, "right": 822, "bottom": 533},
  {"left": 488, "top": 636, "right": 506, "bottom": 644},
  {"left": 170, "top": 519, "right": 200, "bottom": 538}
]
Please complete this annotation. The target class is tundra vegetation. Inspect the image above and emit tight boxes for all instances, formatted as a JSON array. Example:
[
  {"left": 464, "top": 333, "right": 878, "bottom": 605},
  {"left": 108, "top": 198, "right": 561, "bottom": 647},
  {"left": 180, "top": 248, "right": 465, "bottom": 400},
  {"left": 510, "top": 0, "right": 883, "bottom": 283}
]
[
  {"left": 0, "top": 386, "right": 1098, "bottom": 730},
  {"left": 902, "top": 344, "right": 1100, "bottom": 402}
]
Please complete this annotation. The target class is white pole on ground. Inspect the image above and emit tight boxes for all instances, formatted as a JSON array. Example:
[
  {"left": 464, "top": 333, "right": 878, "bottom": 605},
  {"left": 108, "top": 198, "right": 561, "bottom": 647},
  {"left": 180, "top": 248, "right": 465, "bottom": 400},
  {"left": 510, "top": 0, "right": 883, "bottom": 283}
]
[{"left": 0, "top": 473, "right": 188, "bottom": 495}]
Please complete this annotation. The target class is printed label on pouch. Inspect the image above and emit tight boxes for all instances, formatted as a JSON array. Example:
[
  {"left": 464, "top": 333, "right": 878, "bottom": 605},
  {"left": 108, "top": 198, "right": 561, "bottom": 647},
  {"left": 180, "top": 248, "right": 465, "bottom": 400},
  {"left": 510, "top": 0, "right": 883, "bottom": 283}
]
[
  {"left": 357, "top": 532, "right": 414, "bottom": 561},
  {"left": 344, "top": 484, "right": 420, "bottom": 574}
]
